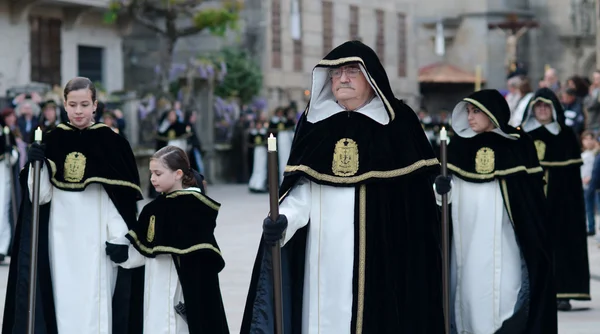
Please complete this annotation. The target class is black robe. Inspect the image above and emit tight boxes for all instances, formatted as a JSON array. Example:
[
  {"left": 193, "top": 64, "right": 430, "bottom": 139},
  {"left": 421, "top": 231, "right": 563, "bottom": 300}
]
[
  {"left": 448, "top": 130, "right": 557, "bottom": 334},
  {"left": 524, "top": 88, "right": 590, "bottom": 301},
  {"left": 2, "top": 123, "right": 144, "bottom": 334},
  {"left": 241, "top": 107, "right": 444, "bottom": 333},
  {"left": 126, "top": 190, "right": 229, "bottom": 333}
]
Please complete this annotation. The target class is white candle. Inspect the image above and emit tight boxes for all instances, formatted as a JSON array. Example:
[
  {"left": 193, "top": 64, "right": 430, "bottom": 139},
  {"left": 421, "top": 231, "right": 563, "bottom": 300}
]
[
  {"left": 268, "top": 133, "right": 277, "bottom": 152},
  {"left": 34, "top": 127, "right": 43, "bottom": 142},
  {"left": 3, "top": 126, "right": 8, "bottom": 135},
  {"left": 440, "top": 127, "right": 448, "bottom": 142}
]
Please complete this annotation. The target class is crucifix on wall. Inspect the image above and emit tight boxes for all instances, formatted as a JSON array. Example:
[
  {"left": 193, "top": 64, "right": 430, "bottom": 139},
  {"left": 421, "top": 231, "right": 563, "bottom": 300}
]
[{"left": 488, "top": 15, "right": 539, "bottom": 72}]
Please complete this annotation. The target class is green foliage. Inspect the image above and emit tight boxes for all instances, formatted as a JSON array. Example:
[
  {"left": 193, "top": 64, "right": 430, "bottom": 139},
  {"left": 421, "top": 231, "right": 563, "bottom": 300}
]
[{"left": 212, "top": 48, "right": 263, "bottom": 104}]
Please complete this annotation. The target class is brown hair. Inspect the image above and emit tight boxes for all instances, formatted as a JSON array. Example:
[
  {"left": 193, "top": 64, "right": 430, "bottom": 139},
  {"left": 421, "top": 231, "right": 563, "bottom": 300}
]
[
  {"left": 151, "top": 146, "right": 197, "bottom": 187},
  {"left": 581, "top": 130, "right": 595, "bottom": 141},
  {"left": 518, "top": 76, "right": 532, "bottom": 95},
  {"left": 64, "top": 77, "right": 97, "bottom": 102}
]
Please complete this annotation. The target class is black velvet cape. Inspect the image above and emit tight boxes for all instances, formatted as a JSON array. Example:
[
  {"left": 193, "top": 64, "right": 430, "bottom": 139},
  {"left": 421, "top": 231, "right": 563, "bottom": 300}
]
[
  {"left": 241, "top": 41, "right": 444, "bottom": 334},
  {"left": 523, "top": 88, "right": 590, "bottom": 301},
  {"left": 126, "top": 190, "right": 229, "bottom": 333},
  {"left": 155, "top": 121, "right": 192, "bottom": 151},
  {"left": 2, "top": 123, "right": 144, "bottom": 334}
]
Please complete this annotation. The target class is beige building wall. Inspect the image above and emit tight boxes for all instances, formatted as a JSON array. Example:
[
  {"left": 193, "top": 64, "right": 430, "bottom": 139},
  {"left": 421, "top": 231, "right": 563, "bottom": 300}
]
[
  {"left": 262, "top": 0, "right": 420, "bottom": 112},
  {"left": 0, "top": 0, "right": 124, "bottom": 97}
]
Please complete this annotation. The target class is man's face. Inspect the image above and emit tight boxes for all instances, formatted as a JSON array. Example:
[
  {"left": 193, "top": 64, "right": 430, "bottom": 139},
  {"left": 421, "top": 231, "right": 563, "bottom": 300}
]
[
  {"left": 562, "top": 93, "right": 575, "bottom": 104},
  {"left": 330, "top": 64, "right": 373, "bottom": 107},
  {"left": 593, "top": 72, "right": 600, "bottom": 86},
  {"left": 544, "top": 69, "right": 557, "bottom": 85}
]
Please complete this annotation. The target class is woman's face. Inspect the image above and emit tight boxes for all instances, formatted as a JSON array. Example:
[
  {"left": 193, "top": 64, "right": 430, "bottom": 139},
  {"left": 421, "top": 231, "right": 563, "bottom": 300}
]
[
  {"left": 64, "top": 89, "right": 97, "bottom": 129},
  {"left": 4, "top": 114, "right": 16, "bottom": 127},
  {"left": 466, "top": 103, "right": 495, "bottom": 133},
  {"left": 43, "top": 107, "right": 56, "bottom": 123},
  {"left": 533, "top": 102, "right": 553, "bottom": 125}
]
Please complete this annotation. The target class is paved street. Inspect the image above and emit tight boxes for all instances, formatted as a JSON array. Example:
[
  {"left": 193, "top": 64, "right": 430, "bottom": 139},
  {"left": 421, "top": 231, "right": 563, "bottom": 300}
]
[{"left": 0, "top": 184, "right": 599, "bottom": 332}]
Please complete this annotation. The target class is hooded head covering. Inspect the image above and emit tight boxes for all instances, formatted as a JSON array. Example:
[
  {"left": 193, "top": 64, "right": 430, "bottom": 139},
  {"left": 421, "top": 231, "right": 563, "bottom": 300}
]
[
  {"left": 522, "top": 88, "right": 581, "bottom": 167},
  {"left": 447, "top": 89, "right": 542, "bottom": 182},
  {"left": 306, "top": 40, "right": 395, "bottom": 124},
  {"left": 522, "top": 87, "right": 564, "bottom": 135},
  {"left": 281, "top": 40, "right": 439, "bottom": 187},
  {"left": 451, "top": 89, "right": 520, "bottom": 140}
]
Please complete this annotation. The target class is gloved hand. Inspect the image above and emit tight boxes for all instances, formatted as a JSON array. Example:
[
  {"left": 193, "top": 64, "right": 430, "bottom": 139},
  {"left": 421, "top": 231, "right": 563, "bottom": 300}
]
[
  {"left": 434, "top": 175, "right": 452, "bottom": 195},
  {"left": 105, "top": 241, "right": 129, "bottom": 264},
  {"left": 263, "top": 214, "right": 288, "bottom": 246},
  {"left": 27, "top": 142, "right": 46, "bottom": 164}
]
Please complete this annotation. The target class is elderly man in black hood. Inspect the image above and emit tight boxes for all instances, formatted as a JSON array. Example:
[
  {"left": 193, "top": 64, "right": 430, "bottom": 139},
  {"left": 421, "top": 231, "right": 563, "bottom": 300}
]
[{"left": 241, "top": 41, "right": 445, "bottom": 333}]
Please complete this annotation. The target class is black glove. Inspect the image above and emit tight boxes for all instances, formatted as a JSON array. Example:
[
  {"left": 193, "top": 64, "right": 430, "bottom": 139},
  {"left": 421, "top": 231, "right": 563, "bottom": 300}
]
[
  {"left": 263, "top": 214, "right": 288, "bottom": 246},
  {"left": 434, "top": 175, "right": 452, "bottom": 195},
  {"left": 27, "top": 142, "right": 46, "bottom": 164},
  {"left": 105, "top": 241, "right": 129, "bottom": 264}
]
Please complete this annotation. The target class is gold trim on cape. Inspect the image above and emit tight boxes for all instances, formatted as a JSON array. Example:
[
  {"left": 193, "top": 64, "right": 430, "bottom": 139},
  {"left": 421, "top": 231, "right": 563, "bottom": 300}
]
[
  {"left": 284, "top": 158, "right": 439, "bottom": 184},
  {"left": 539, "top": 158, "right": 583, "bottom": 167},
  {"left": 462, "top": 98, "right": 501, "bottom": 129},
  {"left": 332, "top": 138, "right": 359, "bottom": 177},
  {"left": 128, "top": 231, "right": 223, "bottom": 256},
  {"left": 165, "top": 190, "right": 221, "bottom": 211},
  {"left": 316, "top": 57, "right": 395, "bottom": 121},
  {"left": 47, "top": 159, "right": 142, "bottom": 194},
  {"left": 448, "top": 164, "right": 543, "bottom": 179}
]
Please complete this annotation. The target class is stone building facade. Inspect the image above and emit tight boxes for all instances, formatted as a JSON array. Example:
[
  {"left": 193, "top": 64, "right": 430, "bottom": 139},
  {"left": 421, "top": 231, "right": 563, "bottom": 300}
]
[{"left": 0, "top": 0, "right": 127, "bottom": 98}]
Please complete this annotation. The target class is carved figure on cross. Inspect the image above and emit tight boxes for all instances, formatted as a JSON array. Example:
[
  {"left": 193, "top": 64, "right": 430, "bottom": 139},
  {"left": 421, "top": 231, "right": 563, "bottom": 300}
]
[{"left": 488, "top": 15, "right": 539, "bottom": 71}]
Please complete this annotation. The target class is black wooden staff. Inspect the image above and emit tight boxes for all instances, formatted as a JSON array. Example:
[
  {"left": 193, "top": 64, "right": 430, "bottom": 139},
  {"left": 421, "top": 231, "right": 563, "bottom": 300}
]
[
  {"left": 27, "top": 127, "right": 43, "bottom": 334},
  {"left": 440, "top": 127, "right": 451, "bottom": 334},
  {"left": 267, "top": 133, "right": 284, "bottom": 334}
]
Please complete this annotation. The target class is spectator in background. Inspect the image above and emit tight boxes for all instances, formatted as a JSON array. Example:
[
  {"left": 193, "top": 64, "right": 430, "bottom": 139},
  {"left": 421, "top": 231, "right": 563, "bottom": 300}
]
[
  {"left": 544, "top": 67, "right": 561, "bottom": 95},
  {"left": 510, "top": 76, "right": 534, "bottom": 127},
  {"left": 562, "top": 88, "right": 586, "bottom": 138},
  {"left": 505, "top": 75, "right": 523, "bottom": 113},
  {"left": 15, "top": 99, "right": 40, "bottom": 144},
  {"left": 581, "top": 131, "right": 599, "bottom": 236},
  {"left": 585, "top": 69, "right": 600, "bottom": 133}
]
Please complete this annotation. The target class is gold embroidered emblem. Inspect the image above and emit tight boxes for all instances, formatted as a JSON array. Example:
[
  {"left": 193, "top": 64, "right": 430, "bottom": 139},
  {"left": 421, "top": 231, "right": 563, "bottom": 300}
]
[
  {"left": 64, "top": 152, "right": 86, "bottom": 182},
  {"left": 254, "top": 136, "right": 263, "bottom": 145},
  {"left": 475, "top": 147, "right": 495, "bottom": 174},
  {"left": 168, "top": 129, "right": 176, "bottom": 140},
  {"left": 147, "top": 215, "right": 156, "bottom": 242},
  {"left": 332, "top": 138, "right": 359, "bottom": 176},
  {"left": 278, "top": 122, "right": 285, "bottom": 131},
  {"left": 534, "top": 140, "right": 546, "bottom": 161}
]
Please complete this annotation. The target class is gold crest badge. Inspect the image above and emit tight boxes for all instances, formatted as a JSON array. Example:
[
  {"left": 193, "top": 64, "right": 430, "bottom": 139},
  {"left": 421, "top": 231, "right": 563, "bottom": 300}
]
[
  {"left": 332, "top": 138, "right": 359, "bottom": 177},
  {"left": 254, "top": 136, "right": 263, "bottom": 145},
  {"left": 278, "top": 122, "right": 285, "bottom": 131},
  {"left": 534, "top": 140, "right": 546, "bottom": 161},
  {"left": 475, "top": 147, "right": 495, "bottom": 174},
  {"left": 168, "top": 129, "right": 176, "bottom": 140},
  {"left": 64, "top": 152, "right": 87, "bottom": 182},
  {"left": 147, "top": 215, "right": 156, "bottom": 242}
]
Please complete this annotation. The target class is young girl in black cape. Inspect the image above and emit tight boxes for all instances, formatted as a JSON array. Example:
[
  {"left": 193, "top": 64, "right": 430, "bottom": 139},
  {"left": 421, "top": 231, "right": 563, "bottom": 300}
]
[
  {"left": 108, "top": 145, "right": 229, "bottom": 334},
  {"left": 435, "top": 89, "right": 557, "bottom": 334}
]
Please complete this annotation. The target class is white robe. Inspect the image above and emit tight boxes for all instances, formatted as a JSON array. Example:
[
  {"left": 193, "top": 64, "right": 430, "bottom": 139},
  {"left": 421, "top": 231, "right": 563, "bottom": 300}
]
[
  {"left": 0, "top": 149, "right": 18, "bottom": 255},
  {"left": 129, "top": 186, "right": 205, "bottom": 334},
  {"left": 248, "top": 146, "right": 267, "bottom": 191},
  {"left": 28, "top": 167, "right": 138, "bottom": 334},
  {"left": 449, "top": 178, "right": 522, "bottom": 334},
  {"left": 277, "top": 129, "right": 294, "bottom": 183},
  {"left": 280, "top": 178, "right": 355, "bottom": 334}
]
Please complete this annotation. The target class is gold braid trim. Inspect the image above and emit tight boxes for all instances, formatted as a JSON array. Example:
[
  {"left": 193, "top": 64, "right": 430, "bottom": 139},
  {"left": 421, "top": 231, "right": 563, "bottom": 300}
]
[
  {"left": 128, "top": 231, "right": 223, "bottom": 256},
  {"left": 316, "top": 57, "right": 395, "bottom": 121},
  {"left": 540, "top": 158, "right": 583, "bottom": 167},
  {"left": 356, "top": 185, "right": 367, "bottom": 334},
  {"left": 47, "top": 159, "right": 142, "bottom": 193},
  {"left": 556, "top": 293, "right": 591, "bottom": 299},
  {"left": 166, "top": 190, "right": 221, "bottom": 211},
  {"left": 448, "top": 164, "right": 543, "bottom": 180},
  {"left": 57, "top": 123, "right": 108, "bottom": 131},
  {"left": 284, "top": 158, "right": 439, "bottom": 184}
]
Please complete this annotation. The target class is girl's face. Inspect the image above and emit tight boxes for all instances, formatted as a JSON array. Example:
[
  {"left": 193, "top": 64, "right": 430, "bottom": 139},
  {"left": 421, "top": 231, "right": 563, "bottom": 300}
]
[
  {"left": 466, "top": 103, "right": 495, "bottom": 133},
  {"left": 533, "top": 102, "right": 553, "bottom": 125},
  {"left": 149, "top": 159, "right": 183, "bottom": 194},
  {"left": 64, "top": 89, "right": 97, "bottom": 130},
  {"left": 582, "top": 135, "right": 597, "bottom": 150}
]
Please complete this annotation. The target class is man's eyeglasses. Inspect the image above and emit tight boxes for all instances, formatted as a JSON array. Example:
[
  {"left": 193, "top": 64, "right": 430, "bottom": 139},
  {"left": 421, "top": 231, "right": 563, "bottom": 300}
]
[{"left": 329, "top": 67, "right": 361, "bottom": 78}]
